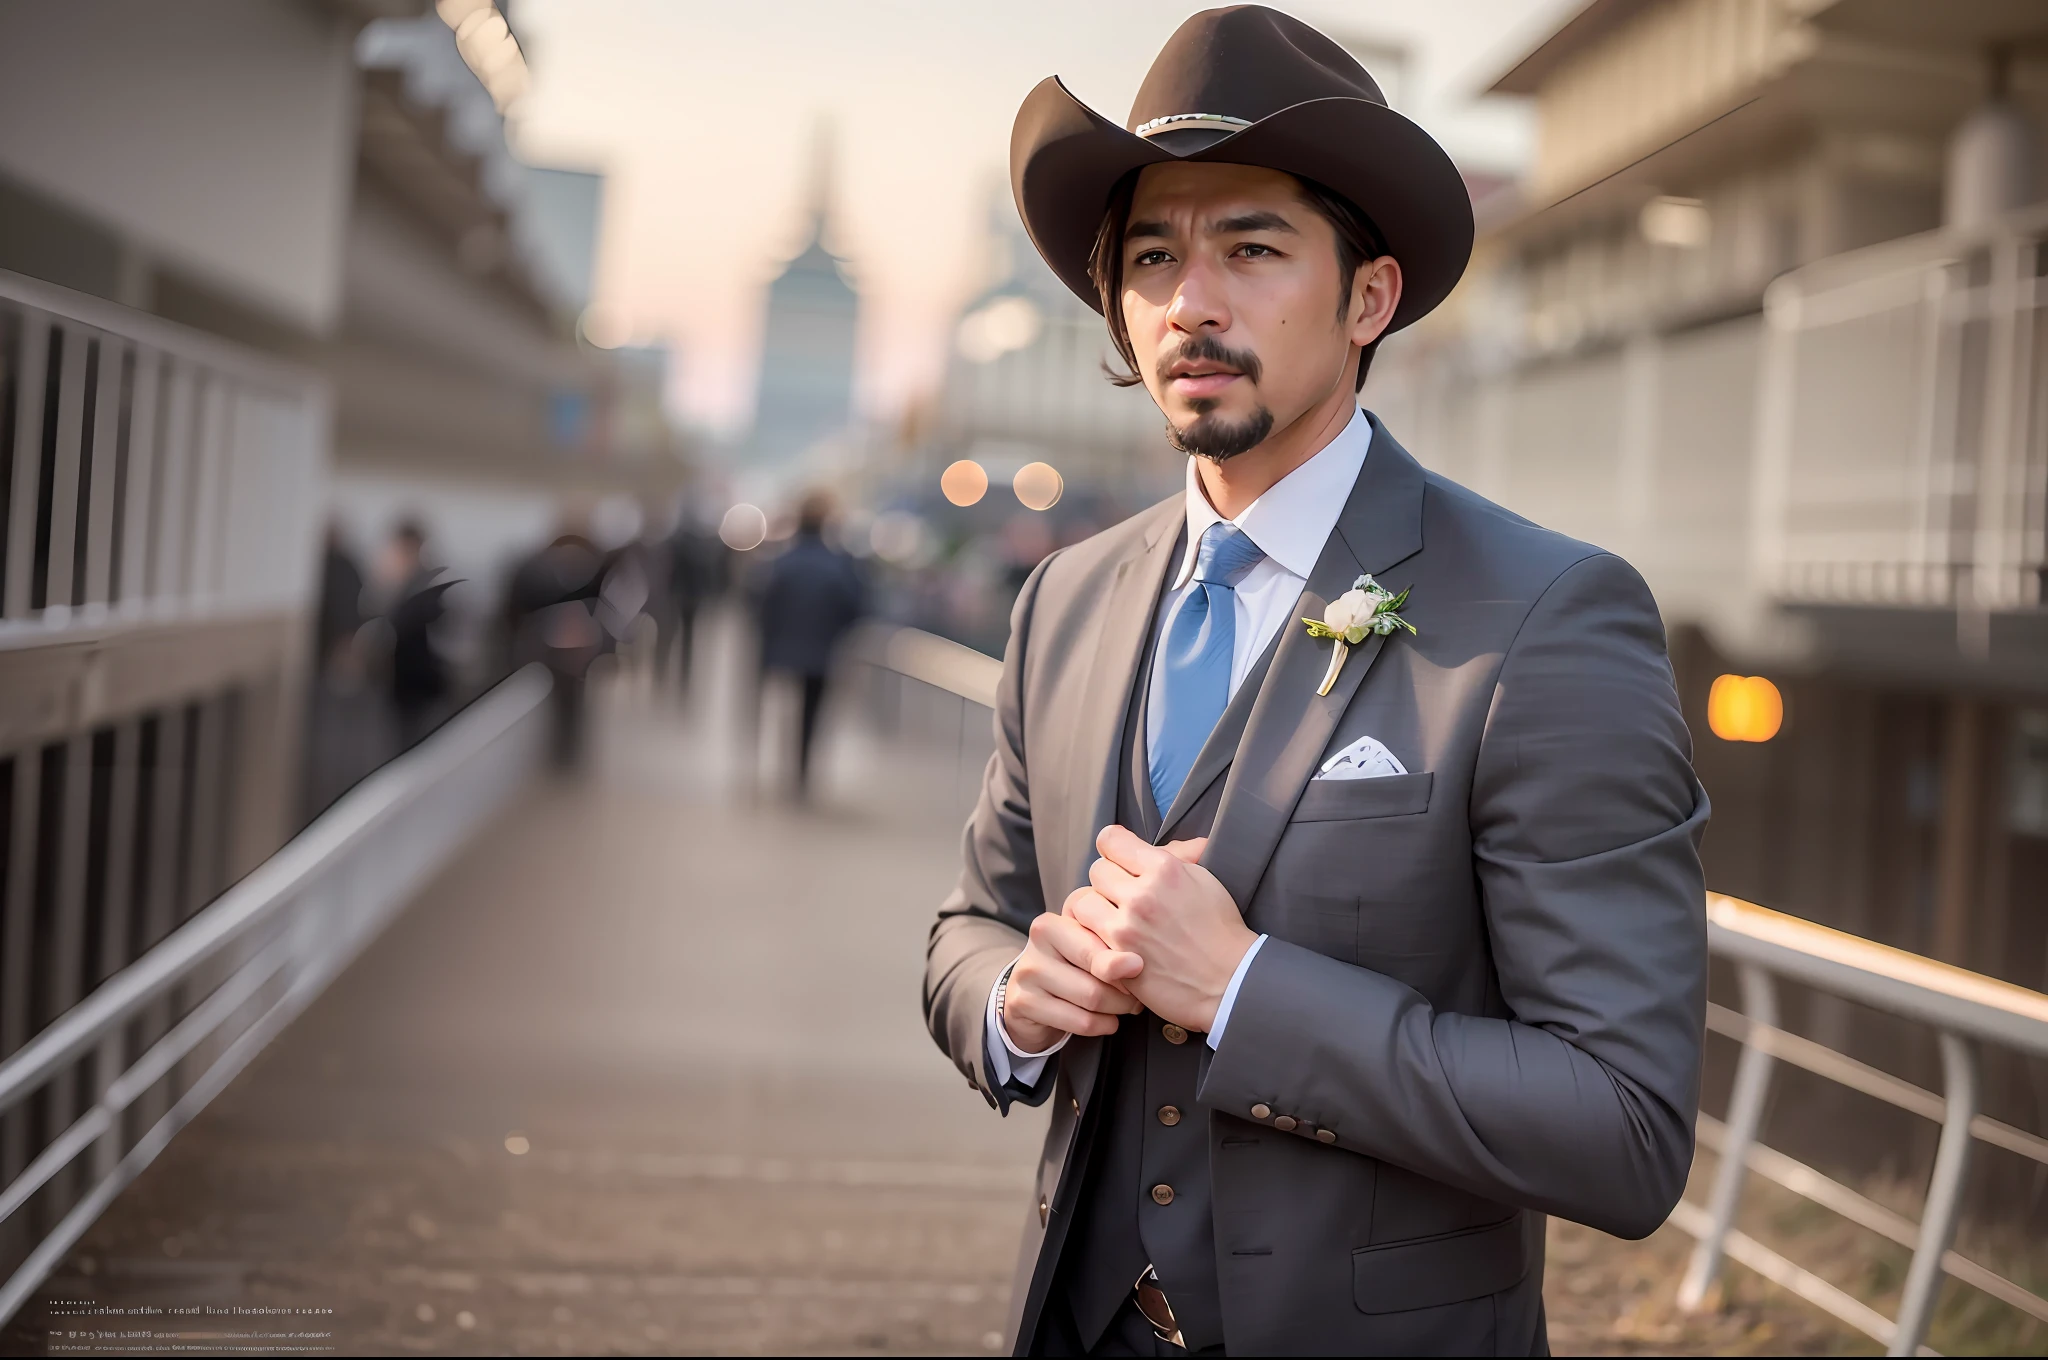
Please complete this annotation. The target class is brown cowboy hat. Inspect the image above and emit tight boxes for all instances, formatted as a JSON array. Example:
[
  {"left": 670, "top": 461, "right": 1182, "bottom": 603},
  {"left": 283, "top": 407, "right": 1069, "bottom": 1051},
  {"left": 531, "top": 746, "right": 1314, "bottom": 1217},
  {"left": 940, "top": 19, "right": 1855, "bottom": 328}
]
[{"left": 1010, "top": 5, "right": 1473, "bottom": 334}]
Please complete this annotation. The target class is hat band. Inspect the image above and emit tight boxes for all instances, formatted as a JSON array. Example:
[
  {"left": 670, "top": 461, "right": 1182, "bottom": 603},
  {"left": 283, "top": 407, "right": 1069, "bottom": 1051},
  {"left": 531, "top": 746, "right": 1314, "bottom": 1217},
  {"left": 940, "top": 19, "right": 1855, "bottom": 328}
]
[{"left": 1133, "top": 113, "right": 1252, "bottom": 139}]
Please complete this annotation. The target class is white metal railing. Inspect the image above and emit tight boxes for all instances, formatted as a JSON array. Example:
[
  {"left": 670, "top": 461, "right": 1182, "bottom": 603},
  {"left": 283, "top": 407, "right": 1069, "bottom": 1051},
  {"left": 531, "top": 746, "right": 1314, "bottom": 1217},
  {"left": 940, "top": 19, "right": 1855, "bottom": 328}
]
[
  {"left": 1671, "top": 894, "right": 2048, "bottom": 1356},
  {"left": 867, "top": 625, "right": 2048, "bottom": 1357},
  {"left": 0, "top": 665, "right": 550, "bottom": 1324},
  {"left": 0, "top": 268, "right": 326, "bottom": 636},
  {"left": 1754, "top": 201, "right": 2048, "bottom": 612}
]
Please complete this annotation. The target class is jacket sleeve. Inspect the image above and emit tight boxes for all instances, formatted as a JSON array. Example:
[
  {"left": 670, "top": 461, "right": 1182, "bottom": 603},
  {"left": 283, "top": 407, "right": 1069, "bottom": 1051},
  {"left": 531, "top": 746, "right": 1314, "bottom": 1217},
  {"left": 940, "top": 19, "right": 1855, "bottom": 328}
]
[
  {"left": 1197, "top": 551, "right": 1707, "bottom": 1238},
  {"left": 924, "top": 554, "right": 1062, "bottom": 1113}
]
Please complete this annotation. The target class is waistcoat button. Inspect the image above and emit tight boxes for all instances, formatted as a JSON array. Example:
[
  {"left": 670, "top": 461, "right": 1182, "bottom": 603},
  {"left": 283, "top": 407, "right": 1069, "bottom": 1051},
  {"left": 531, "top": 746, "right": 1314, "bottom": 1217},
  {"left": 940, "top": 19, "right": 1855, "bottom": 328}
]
[
  {"left": 1250, "top": 1103, "right": 1271, "bottom": 1120},
  {"left": 1157, "top": 1105, "right": 1181, "bottom": 1126},
  {"left": 1316, "top": 1128, "right": 1337, "bottom": 1144},
  {"left": 1273, "top": 1115, "right": 1298, "bottom": 1132},
  {"left": 1151, "top": 1184, "right": 1175, "bottom": 1206},
  {"left": 1161, "top": 1023, "right": 1188, "bottom": 1045},
  {"left": 1039, "top": 1197, "right": 1049, "bottom": 1226}
]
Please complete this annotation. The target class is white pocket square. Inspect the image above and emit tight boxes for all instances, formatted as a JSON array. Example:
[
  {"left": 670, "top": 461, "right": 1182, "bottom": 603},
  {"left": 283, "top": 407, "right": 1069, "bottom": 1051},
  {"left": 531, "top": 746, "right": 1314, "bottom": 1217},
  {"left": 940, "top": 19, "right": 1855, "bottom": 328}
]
[{"left": 1316, "top": 734, "right": 1408, "bottom": 781}]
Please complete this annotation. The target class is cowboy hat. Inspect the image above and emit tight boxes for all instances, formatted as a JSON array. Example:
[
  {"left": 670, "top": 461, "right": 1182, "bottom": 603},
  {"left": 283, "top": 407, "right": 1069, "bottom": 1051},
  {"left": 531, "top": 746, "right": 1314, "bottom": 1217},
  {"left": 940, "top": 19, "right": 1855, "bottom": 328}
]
[{"left": 1010, "top": 5, "right": 1473, "bottom": 334}]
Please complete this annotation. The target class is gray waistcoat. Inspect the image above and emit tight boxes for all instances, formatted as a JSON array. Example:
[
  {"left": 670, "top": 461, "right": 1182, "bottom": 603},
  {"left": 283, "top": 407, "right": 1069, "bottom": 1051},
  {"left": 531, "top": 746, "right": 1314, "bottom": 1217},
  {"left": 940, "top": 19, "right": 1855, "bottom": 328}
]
[{"left": 1054, "top": 613, "right": 1277, "bottom": 1354}]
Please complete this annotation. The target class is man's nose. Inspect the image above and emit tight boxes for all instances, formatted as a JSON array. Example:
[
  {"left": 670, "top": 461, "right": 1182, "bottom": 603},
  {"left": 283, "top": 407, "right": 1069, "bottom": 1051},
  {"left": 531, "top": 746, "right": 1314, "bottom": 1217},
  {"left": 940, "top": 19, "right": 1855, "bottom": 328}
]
[{"left": 1166, "top": 256, "right": 1230, "bottom": 334}]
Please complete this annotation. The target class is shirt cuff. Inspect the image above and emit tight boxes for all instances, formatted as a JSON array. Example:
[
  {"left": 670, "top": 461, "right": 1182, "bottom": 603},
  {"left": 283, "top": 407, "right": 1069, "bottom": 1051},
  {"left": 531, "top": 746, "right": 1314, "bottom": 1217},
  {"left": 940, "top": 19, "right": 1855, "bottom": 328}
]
[
  {"left": 985, "top": 952, "right": 1069, "bottom": 1087},
  {"left": 1207, "top": 934, "right": 1268, "bottom": 1050}
]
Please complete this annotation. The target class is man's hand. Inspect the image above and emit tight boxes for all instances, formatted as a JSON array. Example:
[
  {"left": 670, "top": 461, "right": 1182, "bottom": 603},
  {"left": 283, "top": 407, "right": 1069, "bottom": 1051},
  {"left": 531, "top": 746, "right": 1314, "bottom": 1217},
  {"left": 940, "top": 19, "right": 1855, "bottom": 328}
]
[
  {"left": 1064, "top": 826, "right": 1258, "bottom": 1034},
  {"left": 999, "top": 910, "right": 1145, "bottom": 1054}
]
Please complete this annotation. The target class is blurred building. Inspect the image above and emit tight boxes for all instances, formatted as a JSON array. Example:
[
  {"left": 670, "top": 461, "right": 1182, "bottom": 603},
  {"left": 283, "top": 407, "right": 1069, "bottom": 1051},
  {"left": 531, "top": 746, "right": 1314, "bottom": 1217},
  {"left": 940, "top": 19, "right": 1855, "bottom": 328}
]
[
  {"left": 1371, "top": 0, "right": 2048, "bottom": 990},
  {"left": 0, "top": 0, "right": 686, "bottom": 890},
  {"left": 745, "top": 136, "right": 860, "bottom": 474},
  {"left": 335, "top": 11, "right": 688, "bottom": 682}
]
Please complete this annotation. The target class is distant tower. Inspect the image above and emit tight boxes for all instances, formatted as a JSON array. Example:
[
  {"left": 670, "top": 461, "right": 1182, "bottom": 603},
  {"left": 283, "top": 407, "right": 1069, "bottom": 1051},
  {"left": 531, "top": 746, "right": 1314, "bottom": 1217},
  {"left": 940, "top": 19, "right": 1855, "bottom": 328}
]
[{"left": 748, "top": 127, "right": 860, "bottom": 468}]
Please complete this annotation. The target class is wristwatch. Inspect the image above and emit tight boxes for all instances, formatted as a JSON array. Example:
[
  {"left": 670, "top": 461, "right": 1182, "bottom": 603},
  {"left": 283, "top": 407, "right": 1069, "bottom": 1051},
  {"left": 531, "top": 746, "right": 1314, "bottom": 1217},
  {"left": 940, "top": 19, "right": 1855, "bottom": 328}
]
[{"left": 994, "top": 959, "right": 1020, "bottom": 1032}]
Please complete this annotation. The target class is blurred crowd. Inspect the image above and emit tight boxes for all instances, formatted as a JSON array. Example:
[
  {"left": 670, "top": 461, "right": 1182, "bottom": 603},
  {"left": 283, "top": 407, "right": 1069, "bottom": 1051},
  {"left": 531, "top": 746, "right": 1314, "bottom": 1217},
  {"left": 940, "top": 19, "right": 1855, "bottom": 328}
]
[
  {"left": 300, "top": 476, "right": 1165, "bottom": 817},
  {"left": 303, "top": 497, "right": 734, "bottom": 815}
]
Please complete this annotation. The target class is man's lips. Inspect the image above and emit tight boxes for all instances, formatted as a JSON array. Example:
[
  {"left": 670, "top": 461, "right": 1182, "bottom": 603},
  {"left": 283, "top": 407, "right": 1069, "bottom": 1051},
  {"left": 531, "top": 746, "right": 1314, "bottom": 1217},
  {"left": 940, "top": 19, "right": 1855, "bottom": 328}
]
[{"left": 1168, "top": 368, "right": 1242, "bottom": 398}]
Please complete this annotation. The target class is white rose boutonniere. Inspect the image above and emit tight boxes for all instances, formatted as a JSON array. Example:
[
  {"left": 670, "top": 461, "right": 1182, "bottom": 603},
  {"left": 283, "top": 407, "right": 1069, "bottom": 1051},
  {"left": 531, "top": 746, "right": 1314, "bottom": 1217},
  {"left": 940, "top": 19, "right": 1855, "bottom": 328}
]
[{"left": 1301, "top": 574, "right": 1414, "bottom": 696}]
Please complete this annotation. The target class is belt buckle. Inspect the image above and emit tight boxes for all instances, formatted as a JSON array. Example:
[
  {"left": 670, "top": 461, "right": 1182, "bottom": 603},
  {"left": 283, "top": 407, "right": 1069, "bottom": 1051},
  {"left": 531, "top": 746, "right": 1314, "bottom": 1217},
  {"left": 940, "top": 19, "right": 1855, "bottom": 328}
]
[{"left": 1132, "top": 1265, "right": 1186, "bottom": 1350}]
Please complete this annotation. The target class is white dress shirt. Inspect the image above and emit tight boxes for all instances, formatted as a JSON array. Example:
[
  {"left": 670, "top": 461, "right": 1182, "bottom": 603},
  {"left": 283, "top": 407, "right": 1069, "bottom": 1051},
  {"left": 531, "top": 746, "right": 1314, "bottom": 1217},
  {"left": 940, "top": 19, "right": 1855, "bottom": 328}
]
[{"left": 988, "top": 406, "right": 1373, "bottom": 1087}]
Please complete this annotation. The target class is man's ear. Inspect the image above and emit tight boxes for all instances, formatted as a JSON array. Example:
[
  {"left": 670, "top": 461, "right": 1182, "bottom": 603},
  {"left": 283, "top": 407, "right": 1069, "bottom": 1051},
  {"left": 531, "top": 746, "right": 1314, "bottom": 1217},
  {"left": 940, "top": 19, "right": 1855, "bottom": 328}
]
[{"left": 1349, "top": 255, "right": 1402, "bottom": 349}]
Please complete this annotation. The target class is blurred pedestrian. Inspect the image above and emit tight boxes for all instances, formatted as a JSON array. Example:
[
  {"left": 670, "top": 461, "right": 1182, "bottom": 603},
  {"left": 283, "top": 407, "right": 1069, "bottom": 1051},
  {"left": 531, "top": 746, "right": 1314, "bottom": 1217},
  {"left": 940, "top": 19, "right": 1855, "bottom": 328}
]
[
  {"left": 316, "top": 522, "right": 366, "bottom": 679},
  {"left": 754, "top": 490, "right": 864, "bottom": 798},
  {"left": 304, "top": 522, "right": 382, "bottom": 819},
  {"left": 660, "top": 498, "right": 726, "bottom": 695},
  {"left": 504, "top": 518, "right": 608, "bottom": 770},
  {"left": 378, "top": 518, "right": 459, "bottom": 749}
]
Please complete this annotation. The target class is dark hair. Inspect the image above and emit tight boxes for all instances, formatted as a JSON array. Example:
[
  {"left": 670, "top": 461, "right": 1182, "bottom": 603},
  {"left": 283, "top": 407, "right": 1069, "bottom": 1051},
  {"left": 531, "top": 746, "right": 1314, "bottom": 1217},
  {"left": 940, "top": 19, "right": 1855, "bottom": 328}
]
[
  {"left": 1087, "top": 170, "right": 1390, "bottom": 393},
  {"left": 796, "top": 489, "right": 834, "bottom": 535}
]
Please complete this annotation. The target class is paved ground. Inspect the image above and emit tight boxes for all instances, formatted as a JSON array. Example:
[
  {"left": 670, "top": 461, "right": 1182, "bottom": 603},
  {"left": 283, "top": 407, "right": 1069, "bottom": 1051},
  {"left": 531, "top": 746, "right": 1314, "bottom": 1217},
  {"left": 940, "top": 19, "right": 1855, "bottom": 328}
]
[{"left": 5, "top": 622, "right": 1872, "bottom": 1355}]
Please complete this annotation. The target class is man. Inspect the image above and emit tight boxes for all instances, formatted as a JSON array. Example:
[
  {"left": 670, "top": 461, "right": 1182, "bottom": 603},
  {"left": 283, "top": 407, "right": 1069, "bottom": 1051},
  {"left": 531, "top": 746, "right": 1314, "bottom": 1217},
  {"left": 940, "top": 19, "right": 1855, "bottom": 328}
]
[
  {"left": 923, "top": 9, "right": 1707, "bottom": 1356},
  {"left": 378, "top": 518, "right": 457, "bottom": 749},
  {"left": 504, "top": 516, "right": 607, "bottom": 770},
  {"left": 754, "top": 490, "right": 865, "bottom": 798}
]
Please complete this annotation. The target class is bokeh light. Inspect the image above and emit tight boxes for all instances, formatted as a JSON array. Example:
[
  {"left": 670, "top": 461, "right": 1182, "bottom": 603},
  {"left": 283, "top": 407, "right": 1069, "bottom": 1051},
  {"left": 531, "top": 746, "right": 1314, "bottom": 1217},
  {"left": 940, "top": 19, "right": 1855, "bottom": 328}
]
[
  {"left": 1708, "top": 674, "right": 1783, "bottom": 743},
  {"left": 1012, "top": 461, "right": 1064, "bottom": 512},
  {"left": 940, "top": 460, "right": 988, "bottom": 507},
  {"left": 869, "top": 510, "right": 930, "bottom": 565},
  {"left": 718, "top": 502, "right": 768, "bottom": 551}
]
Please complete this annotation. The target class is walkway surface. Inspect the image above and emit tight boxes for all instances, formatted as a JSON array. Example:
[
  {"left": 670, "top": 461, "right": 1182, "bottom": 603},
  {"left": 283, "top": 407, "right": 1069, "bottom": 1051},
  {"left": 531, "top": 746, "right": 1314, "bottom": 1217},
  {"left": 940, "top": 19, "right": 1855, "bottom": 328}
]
[{"left": 7, "top": 625, "right": 1863, "bottom": 1355}]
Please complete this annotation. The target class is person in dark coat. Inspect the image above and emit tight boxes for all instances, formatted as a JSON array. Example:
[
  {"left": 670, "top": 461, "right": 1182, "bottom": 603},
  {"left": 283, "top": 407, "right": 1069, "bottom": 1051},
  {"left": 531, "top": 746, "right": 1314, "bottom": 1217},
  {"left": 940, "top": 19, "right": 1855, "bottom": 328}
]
[
  {"left": 381, "top": 518, "right": 458, "bottom": 749},
  {"left": 317, "top": 523, "right": 366, "bottom": 673},
  {"left": 755, "top": 491, "right": 865, "bottom": 797},
  {"left": 503, "top": 525, "right": 608, "bottom": 770},
  {"left": 661, "top": 504, "right": 728, "bottom": 695}
]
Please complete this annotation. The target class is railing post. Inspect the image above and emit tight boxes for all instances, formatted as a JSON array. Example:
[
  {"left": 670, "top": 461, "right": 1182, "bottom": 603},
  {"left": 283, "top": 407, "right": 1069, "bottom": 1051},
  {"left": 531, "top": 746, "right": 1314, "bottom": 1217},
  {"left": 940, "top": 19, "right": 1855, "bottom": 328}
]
[
  {"left": 1890, "top": 1031, "right": 1977, "bottom": 1355},
  {"left": 1679, "top": 962, "right": 1779, "bottom": 1310}
]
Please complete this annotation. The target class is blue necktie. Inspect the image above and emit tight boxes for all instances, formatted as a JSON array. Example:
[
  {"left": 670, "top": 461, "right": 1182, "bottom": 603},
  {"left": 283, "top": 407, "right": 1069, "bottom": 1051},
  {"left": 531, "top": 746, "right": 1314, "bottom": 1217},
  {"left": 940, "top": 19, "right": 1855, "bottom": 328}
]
[{"left": 1148, "top": 522, "right": 1266, "bottom": 816}]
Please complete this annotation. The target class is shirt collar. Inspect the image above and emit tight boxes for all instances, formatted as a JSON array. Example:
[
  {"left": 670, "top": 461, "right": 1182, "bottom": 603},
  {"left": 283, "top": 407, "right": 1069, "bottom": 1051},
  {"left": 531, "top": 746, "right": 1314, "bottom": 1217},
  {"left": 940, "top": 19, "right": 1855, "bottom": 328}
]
[{"left": 1171, "top": 404, "right": 1372, "bottom": 589}]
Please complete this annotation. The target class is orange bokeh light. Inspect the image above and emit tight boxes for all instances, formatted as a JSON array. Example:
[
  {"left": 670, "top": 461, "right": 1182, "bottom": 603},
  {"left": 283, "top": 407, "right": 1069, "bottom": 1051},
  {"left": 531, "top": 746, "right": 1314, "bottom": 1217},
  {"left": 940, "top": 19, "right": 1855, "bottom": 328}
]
[
  {"left": 940, "top": 459, "right": 988, "bottom": 507},
  {"left": 1012, "top": 461, "right": 1063, "bottom": 511},
  {"left": 1708, "top": 674, "right": 1783, "bottom": 743}
]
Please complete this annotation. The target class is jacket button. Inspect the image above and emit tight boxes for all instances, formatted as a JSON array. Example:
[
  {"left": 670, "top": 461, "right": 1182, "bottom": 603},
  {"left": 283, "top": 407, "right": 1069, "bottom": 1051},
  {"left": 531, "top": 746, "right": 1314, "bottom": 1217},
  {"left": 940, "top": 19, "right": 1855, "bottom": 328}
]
[
  {"left": 1157, "top": 1105, "right": 1181, "bottom": 1126},
  {"left": 1273, "top": 1115, "right": 1298, "bottom": 1132},
  {"left": 1039, "top": 1197, "right": 1048, "bottom": 1226},
  {"left": 1250, "top": 1103, "right": 1271, "bottom": 1120},
  {"left": 1151, "top": 1184, "right": 1175, "bottom": 1206},
  {"left": 1316, "top": 1128, "right": 1337, "bottom": 1144},
  {"left": 1070, "top": 1095, "right": 1081, "bottom": 1115},
  {"left": 1161, "top": 1023, "right": 1188, "bottom": 1045}
]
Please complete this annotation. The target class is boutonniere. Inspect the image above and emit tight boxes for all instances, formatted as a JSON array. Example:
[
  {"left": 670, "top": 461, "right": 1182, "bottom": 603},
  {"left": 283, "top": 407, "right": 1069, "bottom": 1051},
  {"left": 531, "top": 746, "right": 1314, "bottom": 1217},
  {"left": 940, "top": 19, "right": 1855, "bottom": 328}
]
[{"left": 1301, "top": 574, "right": 1414, "bottom": 696}]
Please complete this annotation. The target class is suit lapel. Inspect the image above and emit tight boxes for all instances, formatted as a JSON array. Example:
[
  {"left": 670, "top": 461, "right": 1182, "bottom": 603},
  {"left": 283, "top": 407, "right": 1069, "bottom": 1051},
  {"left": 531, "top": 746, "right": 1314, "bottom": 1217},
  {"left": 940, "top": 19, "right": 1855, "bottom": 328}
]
[
  {"left": 1201, "top": 417, "right": 1430, "bottom": 910},
  {"left": 1064, "top": 498, "right": 1182, "bottom": 892}
]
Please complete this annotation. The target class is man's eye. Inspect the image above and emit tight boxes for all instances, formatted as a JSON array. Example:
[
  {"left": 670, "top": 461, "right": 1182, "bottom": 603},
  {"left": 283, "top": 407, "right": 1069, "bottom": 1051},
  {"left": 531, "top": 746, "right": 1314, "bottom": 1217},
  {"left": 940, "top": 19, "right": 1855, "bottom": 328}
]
[
  {"left": 1234, "top": 243, "right": 1278, "bottom": 259},
  {"left": 1133, "top": 249, "right": 1173, "bottom": 267}
]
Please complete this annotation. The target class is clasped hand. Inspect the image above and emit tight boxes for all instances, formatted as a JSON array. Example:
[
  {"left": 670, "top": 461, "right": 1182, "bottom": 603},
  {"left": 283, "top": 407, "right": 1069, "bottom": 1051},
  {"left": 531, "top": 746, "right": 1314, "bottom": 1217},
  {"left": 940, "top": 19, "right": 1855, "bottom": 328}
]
[{"left": 998, "top": 825, "right": 1259, "bottom": 1054}]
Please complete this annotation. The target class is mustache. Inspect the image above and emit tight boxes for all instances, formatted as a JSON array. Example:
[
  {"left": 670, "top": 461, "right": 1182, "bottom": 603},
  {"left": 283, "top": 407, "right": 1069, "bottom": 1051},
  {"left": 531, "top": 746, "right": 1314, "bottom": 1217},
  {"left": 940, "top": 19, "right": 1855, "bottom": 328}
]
[{"left": 1155, "top": 334, "right": 1263, "bottom": 388}]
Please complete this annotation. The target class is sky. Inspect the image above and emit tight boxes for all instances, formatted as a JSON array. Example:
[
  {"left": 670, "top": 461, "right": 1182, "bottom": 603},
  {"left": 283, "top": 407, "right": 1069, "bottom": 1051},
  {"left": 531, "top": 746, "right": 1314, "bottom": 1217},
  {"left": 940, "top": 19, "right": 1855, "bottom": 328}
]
[{"left": 508, "top": 0, "right": 1582, "bottom": 437}]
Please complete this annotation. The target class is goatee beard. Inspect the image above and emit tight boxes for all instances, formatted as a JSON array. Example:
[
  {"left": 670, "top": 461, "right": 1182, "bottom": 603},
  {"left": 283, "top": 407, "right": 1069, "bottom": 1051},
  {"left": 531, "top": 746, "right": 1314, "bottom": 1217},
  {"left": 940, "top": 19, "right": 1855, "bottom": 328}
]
[{"left": 1167, "top": 406, "right": 1275, "bottom": 461}]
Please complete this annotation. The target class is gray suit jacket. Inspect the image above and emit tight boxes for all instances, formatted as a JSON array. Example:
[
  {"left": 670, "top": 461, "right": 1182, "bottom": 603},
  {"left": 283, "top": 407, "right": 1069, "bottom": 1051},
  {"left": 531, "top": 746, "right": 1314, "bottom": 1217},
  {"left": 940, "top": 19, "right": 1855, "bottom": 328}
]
[{"left": 923, "top": 419, "right": 1707, "bottom": 1354}]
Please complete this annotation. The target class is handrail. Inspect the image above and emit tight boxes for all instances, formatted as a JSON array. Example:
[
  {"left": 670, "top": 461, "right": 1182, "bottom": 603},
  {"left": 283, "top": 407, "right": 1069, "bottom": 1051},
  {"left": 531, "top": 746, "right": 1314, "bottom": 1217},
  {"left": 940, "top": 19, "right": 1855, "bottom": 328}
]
[
  {"left": 864, "top": 624, "right": 2048, "bottom": 1356},
  {"left": 1707, "top": 894, "right": 2048, "bottom": 1058},
  {"left": 0, "top": 665, "right": 552, "bottom": 1325},
  {"left": 1, "top": 268, "right": 327, "bottom": 630},
  {"left": 0, "top": 268, "right": 318, "bottom": 397},
  {"left": 0, "top": 668, "right": 548, "bottom": 1118},
  {"left": 853, "top": 623, "right": 1001, "bottom": 709}
]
